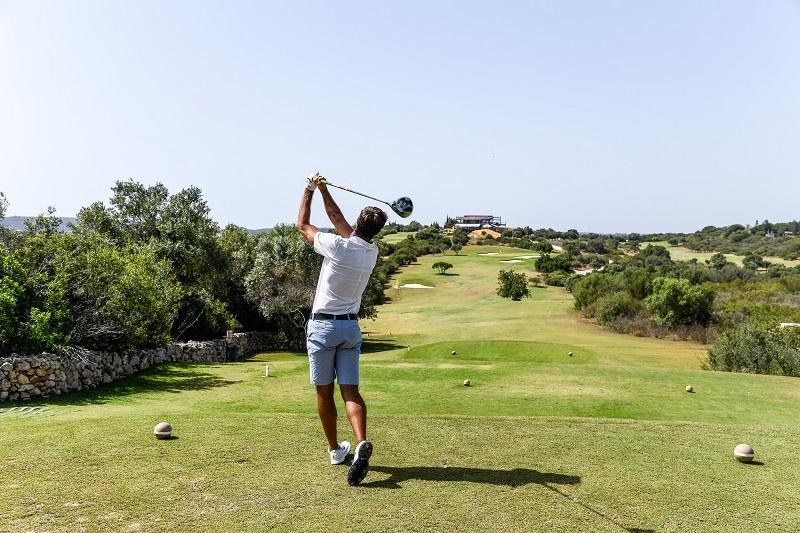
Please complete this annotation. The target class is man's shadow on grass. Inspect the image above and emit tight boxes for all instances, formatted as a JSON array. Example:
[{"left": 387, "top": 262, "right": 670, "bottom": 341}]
[
  {"left": 360, "top": 465, "right": 653, "bottom": 532},
  {"left": 361, "top": 465, "right": 579, "bottom": 490},
  {"left": 360, "top": 339, "right": 407, "bottom": 354}
]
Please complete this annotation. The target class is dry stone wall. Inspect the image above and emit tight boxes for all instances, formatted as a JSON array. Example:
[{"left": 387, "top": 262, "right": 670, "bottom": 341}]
[{"left": 0, "top": 330, "right": 305, "bottom": 402}]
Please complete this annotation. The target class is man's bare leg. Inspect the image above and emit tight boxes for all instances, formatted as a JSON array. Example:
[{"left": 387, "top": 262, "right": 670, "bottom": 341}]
[
  {"left": 340, "top": 384, "right": 367, "bottom": 444},
  {"left": 316, "top": 384, "right": 339, "bottom": 451}
]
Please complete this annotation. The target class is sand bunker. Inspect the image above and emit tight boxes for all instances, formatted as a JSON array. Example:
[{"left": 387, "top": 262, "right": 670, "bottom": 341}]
[
  {"left": 479, "top": 252, "right": 500, "bottom": 256},
  {"left": 514, "top": 255, "right": 537, "bottom": 259},
  {"left": 500, "top": 259, "right": 523, "bottom": 263},
  {"left": 401, "top": 283, "right": 433, "bottom": 289}
]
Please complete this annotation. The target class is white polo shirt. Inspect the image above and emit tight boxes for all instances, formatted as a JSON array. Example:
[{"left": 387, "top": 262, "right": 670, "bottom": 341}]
[{"left": 312, "top": 232, "right": 379, "bottom": 315}]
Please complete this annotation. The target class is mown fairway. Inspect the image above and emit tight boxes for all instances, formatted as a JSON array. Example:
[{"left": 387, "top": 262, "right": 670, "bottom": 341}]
[
  {"left": 2, "top": 246, "right": 799, "bottom": 532},
  {"left": 648, "top": 241, "right": 800, "bottom": 267}
]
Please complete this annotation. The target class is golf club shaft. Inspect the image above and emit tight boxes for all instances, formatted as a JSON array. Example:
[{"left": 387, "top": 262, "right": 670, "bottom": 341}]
[{"left": 321, "top": 181, "right": 391, "bottom": 207}]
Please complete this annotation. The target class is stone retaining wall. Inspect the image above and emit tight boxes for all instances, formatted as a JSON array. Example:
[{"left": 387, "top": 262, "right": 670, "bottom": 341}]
[{"left": 0, "top": 330, "right": 305, "bottom": 402}]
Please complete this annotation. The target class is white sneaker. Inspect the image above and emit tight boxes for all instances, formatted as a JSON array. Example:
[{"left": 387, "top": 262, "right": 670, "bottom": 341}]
[{"left": 329, "top": 441, "right": 351, "bottom": 465}]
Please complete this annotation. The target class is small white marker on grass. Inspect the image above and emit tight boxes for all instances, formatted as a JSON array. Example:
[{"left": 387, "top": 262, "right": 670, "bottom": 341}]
[{"left": 265, "top": 364, "right": 270, "bottom": 377}]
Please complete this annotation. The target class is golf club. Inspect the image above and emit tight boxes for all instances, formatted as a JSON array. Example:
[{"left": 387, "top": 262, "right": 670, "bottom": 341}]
[{"left": 319, "top": 178, "right": 413, "bottom": 218}]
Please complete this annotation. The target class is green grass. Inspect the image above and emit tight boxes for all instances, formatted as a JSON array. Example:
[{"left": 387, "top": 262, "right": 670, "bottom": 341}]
[
  {"left": 648, "top": 241, "right": 800, "bottom": 266},
  {"left": 2, "top": 245, "right": 800, "bottom": 531},
  {"left": 381, "top": 231, "right": 417, "bottom": 244}
]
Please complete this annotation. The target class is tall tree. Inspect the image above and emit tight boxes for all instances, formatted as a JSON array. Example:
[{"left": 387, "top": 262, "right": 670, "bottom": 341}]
[{"left": 245, "top": 224, "right": 322, "bottom": 327}]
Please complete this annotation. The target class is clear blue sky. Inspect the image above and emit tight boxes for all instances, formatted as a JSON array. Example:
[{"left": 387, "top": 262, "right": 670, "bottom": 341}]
[{"left": 1, "top": 1, "right": 799, "bottom": 233}]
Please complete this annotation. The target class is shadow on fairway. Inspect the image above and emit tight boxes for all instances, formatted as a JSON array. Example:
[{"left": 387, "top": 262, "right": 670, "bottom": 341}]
[
  {"left": 364, "top": 466, "right": 654, "bottom": 532},
  {"left": 362, "top": 465, "right": 580, "bottom": 489},
  {"left": 17, "top": 364, "right": 239, "bottom": 407},
  {"left": 361, "top": 339, "right": 407, "bottom": 354}
]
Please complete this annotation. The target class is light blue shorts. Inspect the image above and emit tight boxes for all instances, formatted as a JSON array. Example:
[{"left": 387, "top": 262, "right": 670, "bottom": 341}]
[{"left": 306, "top": 319, "right": 362, "bottom": 385}]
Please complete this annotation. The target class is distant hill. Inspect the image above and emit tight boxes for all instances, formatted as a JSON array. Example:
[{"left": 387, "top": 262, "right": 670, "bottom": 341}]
[{"left": 1, "top": 216, "right": 77, "bottom": 232}]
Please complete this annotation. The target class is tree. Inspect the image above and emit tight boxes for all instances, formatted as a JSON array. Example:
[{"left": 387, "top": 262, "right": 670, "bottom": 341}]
[
  {"left": 587, "top": 239, "right": 607, "bottom": 254},
  {"left": 245, "top": 224, "right": 322, "bottom": 327},
  {"left": 436, "top": 238, "right": 451, "bottom": 255},
  {"left": 0, "top": 192, "right": 10, "bottom": 247},
  {"left": 451, "top": 243, "right": 463, "bottom": 255},
  {"left": 535, "top": 253, "right": 572, "bottom": 273},
  {"left": 218, "top": 225, "right": 267, "bottom": 331},
  {"left": 432, "top": 261, "right": 453, "bottom": 275},
  {"left": 497, "top": 269, "right": 530, "bottom": 301},
  {"left": 73, "top": 180, "right": 233, "bottom": 340},
  {"left": 443, "top": 216, "right": 456, "bottom": 229},
  {"left": 564, "top": 242, "right": 581, "bottom": 257},
  {"left": 708, "top": 253, "right": 729, "bottom": 270},
  {"left": 644, "top": 277, "right": 714, "bottom": 327},
  {"left": 451, "top": 227, "right": 469, "bottom": 247},
  {"left": 0, "top": 245, "right": 71, "bottom": 353},
  {"left": 24, "top": 206, "right": 62, "bottom": 235},
  {"left": 742, "top": 253, "right": 767, "bottom": 270},
  {"left": 65, "top": 235, "right": 179, "bottom": 349}
]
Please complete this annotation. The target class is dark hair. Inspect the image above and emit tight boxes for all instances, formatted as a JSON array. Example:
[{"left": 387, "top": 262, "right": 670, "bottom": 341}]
[{"left": 355, "top": 206, "right": 388, "bottom": 241}]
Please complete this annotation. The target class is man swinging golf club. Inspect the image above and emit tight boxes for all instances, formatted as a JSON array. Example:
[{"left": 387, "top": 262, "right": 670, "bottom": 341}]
[{"left": 296, "top": 172, "right": 388, "bottom": 486}]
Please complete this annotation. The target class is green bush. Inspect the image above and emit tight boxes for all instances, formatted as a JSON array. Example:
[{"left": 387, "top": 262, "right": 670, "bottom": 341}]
[
  {"left": 707, "top": 321, "right": 800, "bottom": 376},
  {"left": 571, "top": 273, "right": 625, "bottom": 312},
  {"left": 644, "top": 277, "right": 714, "bottom": 327},
  {"left": 543, "top": 271, "right": 569, "bottom": 287},
  {"left": 535, "top": 253, "right": 572, "bottom": 273},
  {"left": 594, "top": 292, "right": 643, "bottom": 326}
]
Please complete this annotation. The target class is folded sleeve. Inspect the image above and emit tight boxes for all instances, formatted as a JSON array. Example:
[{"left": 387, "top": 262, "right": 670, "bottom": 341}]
[{"left": 314, "top": 231, "right": 341, "bottom": 259}]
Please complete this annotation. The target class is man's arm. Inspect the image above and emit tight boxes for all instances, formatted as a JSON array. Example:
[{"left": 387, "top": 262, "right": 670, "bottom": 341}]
[
  {"left": 297, "top": 182, "right": 319, "bottom": 245},
  {"left": 316, "top": 177, "right": 354, "bottom": 238}
]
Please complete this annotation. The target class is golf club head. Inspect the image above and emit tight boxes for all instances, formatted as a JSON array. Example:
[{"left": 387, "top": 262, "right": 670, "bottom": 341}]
[{"left": 391, "top": 197, "right": 414, "bottom": 218}]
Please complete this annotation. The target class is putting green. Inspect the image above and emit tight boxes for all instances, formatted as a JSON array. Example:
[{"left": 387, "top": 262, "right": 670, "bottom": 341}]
[{"left": 1, "top": 246, "right": 799, "bottom": 531}]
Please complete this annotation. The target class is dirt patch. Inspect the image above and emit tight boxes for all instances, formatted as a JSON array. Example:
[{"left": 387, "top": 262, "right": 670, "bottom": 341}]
[{"left": 469, "top": 229, "right": 502, "bottom": 239}]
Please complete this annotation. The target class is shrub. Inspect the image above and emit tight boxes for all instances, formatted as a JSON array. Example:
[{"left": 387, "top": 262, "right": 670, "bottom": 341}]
[
  {"left": 644, "top": 277, "right": 714, "bottom": 327},
  {"left": 543, "top": 271, "right": 569, "bottom": 287},
  {"left": 497, "top": 270, "right": 530, "bottom": 301},
  {"left": 571, "top": 273, "right": 625, "bottom": 313},
  {"left": 707, "top": 321, "right": 800, "bottom": 376},
  {"left": 594, "top": 292, "right": 643, "bottom": 326},
  {"left": 535, "top": 253, "right": 572, "bottom": 273}
]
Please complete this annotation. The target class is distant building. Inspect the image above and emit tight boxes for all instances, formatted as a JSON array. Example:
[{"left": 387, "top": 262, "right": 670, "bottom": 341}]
[{"left": 455, "top": 215, "right": 504, "bottom": 229}]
